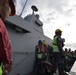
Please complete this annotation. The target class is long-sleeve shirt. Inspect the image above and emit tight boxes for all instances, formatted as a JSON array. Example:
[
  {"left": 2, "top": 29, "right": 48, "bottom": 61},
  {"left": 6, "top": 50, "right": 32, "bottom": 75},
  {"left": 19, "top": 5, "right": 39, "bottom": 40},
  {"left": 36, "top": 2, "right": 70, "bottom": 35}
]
[
  {"left": 56, "top": 36, "right": 64, "bottom": 54},
  {"left": 0, "top": 15, "right": 12, "bottom": 64}
]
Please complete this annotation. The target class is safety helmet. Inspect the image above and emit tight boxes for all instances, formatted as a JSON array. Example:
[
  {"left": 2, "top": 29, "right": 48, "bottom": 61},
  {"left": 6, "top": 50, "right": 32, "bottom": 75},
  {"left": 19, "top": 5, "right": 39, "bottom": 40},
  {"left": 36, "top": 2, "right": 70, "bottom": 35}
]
[
  {"left": 9, "top": 0, "right": 16, "bottom": 16},
  {"left": 38, "top": 40, "right": 43, "bottom": 44},
  {"left": 43, "top": 40, "right": 47, "bottom": 45},
  {"left": 55, "top": 29, "right": 62, "bottom": 34}
]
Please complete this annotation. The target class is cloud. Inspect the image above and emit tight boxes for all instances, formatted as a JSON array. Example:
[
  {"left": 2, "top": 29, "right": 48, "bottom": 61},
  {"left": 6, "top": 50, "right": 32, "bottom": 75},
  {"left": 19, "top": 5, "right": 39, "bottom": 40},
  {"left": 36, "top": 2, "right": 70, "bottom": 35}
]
[
  {"left": 64, "top": 43, "right": 76, "bottom": 51},
  {"left": 16, "top": 0, "right": 70, "bottom": 16},
  {"left": 16, "top": 0, "right": 76, "bottom": 50}
]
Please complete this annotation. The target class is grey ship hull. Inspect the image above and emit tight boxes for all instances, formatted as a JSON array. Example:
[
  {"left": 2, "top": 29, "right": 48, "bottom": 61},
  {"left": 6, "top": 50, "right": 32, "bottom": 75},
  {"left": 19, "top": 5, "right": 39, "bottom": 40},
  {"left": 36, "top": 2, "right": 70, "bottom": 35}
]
[{"left": 5, "top": 14, "right": 52, "bottom": 75}]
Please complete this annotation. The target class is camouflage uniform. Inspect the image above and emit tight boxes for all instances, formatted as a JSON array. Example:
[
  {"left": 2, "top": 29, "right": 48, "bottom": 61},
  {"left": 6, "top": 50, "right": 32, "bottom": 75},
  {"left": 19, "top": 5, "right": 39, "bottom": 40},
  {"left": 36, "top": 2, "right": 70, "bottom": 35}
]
[{"left": 51, "top": 36, "right": 65, "bottom": 75}]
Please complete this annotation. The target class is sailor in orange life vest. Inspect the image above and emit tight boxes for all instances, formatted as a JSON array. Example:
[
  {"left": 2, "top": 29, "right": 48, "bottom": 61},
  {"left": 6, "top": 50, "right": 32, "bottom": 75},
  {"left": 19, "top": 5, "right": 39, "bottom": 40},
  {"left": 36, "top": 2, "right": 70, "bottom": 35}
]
[{"left": 0, "top": 0, "right": 16, "bottom": 75}]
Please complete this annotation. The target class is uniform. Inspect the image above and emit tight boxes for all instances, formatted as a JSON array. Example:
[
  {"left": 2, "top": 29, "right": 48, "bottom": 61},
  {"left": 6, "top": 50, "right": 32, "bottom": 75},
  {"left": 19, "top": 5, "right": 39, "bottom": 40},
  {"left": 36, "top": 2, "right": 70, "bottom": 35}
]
[
  {"left": 51, "top": 29, "right": 65, "bottom": 75},
  {"left": 0, "top": 15, "right": 12, "bottom": 75},
  {"left": 0, "top": 0, "right": 16, "bottom": 74}
]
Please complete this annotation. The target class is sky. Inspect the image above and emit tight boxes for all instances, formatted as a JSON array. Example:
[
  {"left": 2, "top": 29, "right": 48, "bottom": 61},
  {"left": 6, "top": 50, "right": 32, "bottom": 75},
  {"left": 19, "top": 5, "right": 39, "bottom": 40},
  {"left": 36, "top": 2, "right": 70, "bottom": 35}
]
[{"left": 16, "top": 0, "right": 76, "bottom": 50}]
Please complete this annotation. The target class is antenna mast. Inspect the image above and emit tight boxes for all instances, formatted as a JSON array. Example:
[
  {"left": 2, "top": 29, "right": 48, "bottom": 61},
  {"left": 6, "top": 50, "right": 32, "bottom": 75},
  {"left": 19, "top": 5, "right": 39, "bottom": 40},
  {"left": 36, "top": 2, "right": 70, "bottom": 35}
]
[{"left": 19, "top": 0, "right": 29, "bottom": 17}]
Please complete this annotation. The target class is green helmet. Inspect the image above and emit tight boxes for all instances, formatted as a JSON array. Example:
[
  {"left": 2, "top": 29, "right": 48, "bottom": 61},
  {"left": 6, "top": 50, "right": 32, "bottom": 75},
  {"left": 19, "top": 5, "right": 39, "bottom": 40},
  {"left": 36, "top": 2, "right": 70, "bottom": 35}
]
[{"left": 55, "top": 29, "right": 62, "bottom": 34}]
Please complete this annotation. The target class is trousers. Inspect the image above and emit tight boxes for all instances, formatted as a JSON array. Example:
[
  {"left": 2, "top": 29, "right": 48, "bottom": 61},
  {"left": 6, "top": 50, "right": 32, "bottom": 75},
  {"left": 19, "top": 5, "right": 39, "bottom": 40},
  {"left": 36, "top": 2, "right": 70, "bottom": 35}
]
[{"left": 51, "top": 52, "right": 65, "bottom": 75}]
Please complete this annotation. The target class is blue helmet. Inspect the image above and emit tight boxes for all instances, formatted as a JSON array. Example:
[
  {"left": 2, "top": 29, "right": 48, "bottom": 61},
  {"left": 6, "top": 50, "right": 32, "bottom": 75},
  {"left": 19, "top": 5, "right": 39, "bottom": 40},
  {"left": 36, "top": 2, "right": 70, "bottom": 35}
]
[{"left": 38, "top": 40, "right": 43, "bottom": 43}]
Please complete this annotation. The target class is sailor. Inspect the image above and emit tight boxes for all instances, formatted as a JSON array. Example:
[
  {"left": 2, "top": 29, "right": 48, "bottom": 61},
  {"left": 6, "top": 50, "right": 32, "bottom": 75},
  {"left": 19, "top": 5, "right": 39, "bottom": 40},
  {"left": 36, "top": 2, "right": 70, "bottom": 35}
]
[
  {"left": 35, "top": 40, "right": 52, "bottom": 74},
  {"left": 43, "top": 40, "right": 48, "bottom": 60},
  {"left": 43, "top": 40, "right": 52, "bottom": 65},
  {"left": 62, "top": 38, "right": 65, "bottom": 47},
  {"left": 35, "top": 40, "right": 45, "bottom": 64},
  {"left": 35, "top": 40, "right": 45, "bottom": 74},
  {"left": 0, "top": 0, "right": 16, "bottom": 75},
  {"left": 51, "top": 29, "right": 65, "bottom": 75},
  {"left": 43, "top": 40, "right": 47, "bottom": 47},
  {"left": 74, "top": 50, "right": 76, "bottom": 61},
  {"left": 68, "top": 48, "right": 73, "bottom": 67}
]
